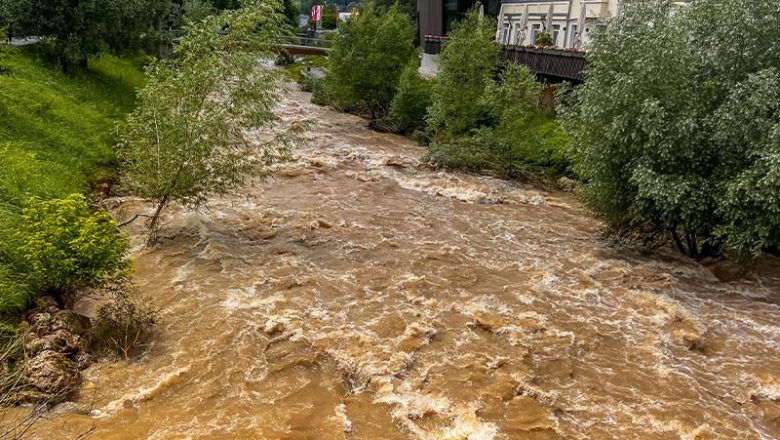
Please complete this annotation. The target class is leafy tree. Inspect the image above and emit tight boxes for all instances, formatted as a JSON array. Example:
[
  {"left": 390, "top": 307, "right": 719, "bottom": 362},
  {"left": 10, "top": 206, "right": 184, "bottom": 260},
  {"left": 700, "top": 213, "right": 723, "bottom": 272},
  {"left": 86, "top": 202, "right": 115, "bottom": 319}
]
[
  {"left": 0, "top": 28, "right": 9, "bottom": 74},
  {"left": 0, "top": 0, "right": 149, "bottom": 70},
  {"left": 427, "top": 9, "right": 498, "bottom": 140},
  {"left": 16, "top": 194, "right": 129, "bottom": 295},
  {"left": 282, "top": 0, "right": 301, "bottom": 28},
  {"left": 560, "top": 0, "right": 780, "bottom": 259},
  {"left": 321, "top": 5, "right": 339, "bottom": 29},
  {"left": 119, "top": 0, "right": 304, "bottom": 242},
  {"left": 481, "top": 64, "right": 568, "bottom": 177},
  {"left": 323, "top": 3, "right": 414, "bottom": 119},
  {"left": 389, "top": 56, "right": 433, "bottom": 134},
  {"left": 374, "top": 0, "right": 414, "bottom": 17},
  {"left": 428, "top": 62, "right": 568, "bottom": 176}
]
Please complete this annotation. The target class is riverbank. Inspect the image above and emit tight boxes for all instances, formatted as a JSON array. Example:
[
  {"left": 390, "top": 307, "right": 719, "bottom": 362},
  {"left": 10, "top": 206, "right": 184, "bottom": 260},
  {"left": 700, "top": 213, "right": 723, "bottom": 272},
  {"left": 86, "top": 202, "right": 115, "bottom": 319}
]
[
  {"left": 0, "top": 47, "right": 143, "bottom": 319},
  {"left": 11, "top": 85, "right": 780, "bottom": 439}
]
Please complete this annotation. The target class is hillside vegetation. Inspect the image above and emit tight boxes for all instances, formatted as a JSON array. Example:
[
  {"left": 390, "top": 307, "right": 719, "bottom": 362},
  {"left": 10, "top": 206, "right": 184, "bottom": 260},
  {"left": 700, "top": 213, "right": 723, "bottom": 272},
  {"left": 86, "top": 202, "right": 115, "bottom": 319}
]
[{"left": 0, "top": 47, "right": 143, "bottom": 317}]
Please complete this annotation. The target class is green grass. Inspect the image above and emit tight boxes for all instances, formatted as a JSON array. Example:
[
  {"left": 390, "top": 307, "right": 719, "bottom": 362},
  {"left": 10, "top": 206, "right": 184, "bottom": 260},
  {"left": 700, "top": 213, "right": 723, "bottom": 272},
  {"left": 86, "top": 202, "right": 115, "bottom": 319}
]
[
  {"left": 0, "top": 47, "right": 144, "bottom": 320},
  {"left": 0, "top": 48, "right": 144, "bottom": 205}
]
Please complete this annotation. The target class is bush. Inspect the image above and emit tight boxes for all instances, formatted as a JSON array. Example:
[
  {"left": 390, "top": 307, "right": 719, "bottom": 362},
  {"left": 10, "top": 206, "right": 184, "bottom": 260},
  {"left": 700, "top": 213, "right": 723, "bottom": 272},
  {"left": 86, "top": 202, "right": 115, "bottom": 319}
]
[
  {"left": 92, "top": 286, "right": 159, "bottom": 359},
  {"left": 274, "top": 48, "right": 294, "bottom": 66},
  {"left": 389, "top": 57, "right": 432, "bottom": 134},
  {"left": 427, "top": 9, "right": 498, "bottom": 140},
  {"left": 429, "top": 64, "right": 569, "bottom": 177},
  {"left": 321, "top": 5, "right": 339, "bottom": 30},
  {"left": 560, "top": 0, "right": 780, "bottom": 259},
  {"left": 322, "top": 4, "right": 415, "bottom": 119},
  {"left": 16, "top": 194, "right": 130, "bottom": 295},
  {"left": 482, "top": 64, "right": 569, "bottom": 177},
  {"left": 427, "top": 11, "right": 568, "bottom": 178},
  {"left": 534, "top": 31, "right": 553, "bottom": 47}
]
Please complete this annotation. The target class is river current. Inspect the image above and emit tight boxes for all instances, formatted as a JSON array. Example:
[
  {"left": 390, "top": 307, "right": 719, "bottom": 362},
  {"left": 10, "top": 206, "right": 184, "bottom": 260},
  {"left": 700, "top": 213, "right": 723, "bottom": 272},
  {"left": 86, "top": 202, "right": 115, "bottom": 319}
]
[{"left": 15, "top": 86, "right": 780, "bottom": 439}]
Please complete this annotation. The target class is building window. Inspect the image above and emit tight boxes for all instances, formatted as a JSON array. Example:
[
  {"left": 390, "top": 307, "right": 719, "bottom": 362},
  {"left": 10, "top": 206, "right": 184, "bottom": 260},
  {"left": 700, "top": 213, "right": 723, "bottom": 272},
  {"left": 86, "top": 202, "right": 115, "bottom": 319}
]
[
  {"left": 513, "top": 22, "right": 523, "bottom": 45},
  {"left": 569, "top": 24, "right": 578, "bottom": 48},
  {"left": 552, "top": 24, "right": 561, "bottom": 47},
  {"left": 501, "top": 22, "right": 511, "bottom": 45},
  {"left": 530, "top": 23, "right": 541, "bottom": 44}
]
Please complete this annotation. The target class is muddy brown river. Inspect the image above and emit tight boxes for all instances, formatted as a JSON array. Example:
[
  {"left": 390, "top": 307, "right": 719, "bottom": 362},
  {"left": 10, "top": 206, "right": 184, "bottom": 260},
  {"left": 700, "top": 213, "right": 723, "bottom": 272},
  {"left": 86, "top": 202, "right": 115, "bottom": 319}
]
[{"left": 13, "top": 86, "right": 780, "bottom": 439}]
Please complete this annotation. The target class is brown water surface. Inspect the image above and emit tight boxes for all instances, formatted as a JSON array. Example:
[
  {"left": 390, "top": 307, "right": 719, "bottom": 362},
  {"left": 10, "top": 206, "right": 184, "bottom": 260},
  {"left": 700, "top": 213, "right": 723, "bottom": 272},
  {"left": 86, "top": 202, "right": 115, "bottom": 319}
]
[{"left": 14, "top": 87, "right": 780, "bottom": 439}]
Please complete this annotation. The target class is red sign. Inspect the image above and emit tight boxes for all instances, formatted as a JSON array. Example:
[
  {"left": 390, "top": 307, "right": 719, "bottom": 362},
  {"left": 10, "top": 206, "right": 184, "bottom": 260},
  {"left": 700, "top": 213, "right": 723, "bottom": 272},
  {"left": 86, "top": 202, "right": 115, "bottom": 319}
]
[{"left": 311, "top": 5, "right": 322, "bottom": 22}]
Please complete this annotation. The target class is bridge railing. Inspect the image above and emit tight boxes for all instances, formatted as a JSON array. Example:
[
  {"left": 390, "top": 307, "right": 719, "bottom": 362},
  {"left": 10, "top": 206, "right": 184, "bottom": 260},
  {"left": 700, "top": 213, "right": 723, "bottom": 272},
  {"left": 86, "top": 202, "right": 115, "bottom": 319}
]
[{"left": 277, "top": 35, "right": 333, "bottom": 49}]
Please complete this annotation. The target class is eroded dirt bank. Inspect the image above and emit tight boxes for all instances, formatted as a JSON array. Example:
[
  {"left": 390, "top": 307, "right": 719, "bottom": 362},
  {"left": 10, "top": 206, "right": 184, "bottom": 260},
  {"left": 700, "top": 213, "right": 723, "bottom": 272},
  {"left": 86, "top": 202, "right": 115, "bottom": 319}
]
[{"left": 15, "top": 87, "right": 780, "bottom": 440}]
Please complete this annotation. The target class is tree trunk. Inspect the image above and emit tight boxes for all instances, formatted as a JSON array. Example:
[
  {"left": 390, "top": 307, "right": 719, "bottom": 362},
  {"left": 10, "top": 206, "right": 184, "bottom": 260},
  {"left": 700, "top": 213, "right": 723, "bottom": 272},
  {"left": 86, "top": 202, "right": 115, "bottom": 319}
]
[
  {"left": 670, "top": 229, "right": 687, "bottom": 256},
  {"left": 146, "top": 195, "right": 169, "bottom": 246}
]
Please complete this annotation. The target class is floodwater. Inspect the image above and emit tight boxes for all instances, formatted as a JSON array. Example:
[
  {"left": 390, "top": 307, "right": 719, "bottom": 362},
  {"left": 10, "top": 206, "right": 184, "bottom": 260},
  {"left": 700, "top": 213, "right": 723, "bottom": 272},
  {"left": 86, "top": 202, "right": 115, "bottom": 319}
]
[{"left": 14, "top": 86, "right": 780, "bottom": 439}]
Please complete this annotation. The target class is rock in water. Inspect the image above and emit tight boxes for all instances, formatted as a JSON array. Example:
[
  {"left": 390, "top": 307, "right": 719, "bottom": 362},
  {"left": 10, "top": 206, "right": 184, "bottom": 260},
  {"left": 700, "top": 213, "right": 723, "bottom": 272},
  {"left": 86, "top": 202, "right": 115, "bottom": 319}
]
[
  {"left": 13, "top": 297, "right": 93, "bottom": 403},
  {"left": 557, "top": 176, "right": 578, "bottom": 192},
  {"left": 20, "top": 351, "right": 80, "bottom": 402}
]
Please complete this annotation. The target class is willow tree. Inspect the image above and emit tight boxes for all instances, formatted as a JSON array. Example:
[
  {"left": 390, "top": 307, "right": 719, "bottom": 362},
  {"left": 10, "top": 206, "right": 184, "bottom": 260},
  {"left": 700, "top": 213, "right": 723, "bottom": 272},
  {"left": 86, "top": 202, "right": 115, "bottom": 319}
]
[
  {"left": 119, "top": 0, "right": 305, "bottom": 243},
  {"left": 561, "top": 0, "right": 780, "bottom": 259}
]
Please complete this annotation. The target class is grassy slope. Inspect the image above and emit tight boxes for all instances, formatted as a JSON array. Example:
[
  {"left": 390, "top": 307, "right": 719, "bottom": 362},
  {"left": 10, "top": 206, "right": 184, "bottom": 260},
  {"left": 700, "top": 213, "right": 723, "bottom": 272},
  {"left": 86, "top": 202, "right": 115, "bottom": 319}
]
[
  {"left": 0, "top": 48, "right": 144, "bottom": 205},
  {"left": 0, "top": 48, "right": 143, "bottom": 316}
]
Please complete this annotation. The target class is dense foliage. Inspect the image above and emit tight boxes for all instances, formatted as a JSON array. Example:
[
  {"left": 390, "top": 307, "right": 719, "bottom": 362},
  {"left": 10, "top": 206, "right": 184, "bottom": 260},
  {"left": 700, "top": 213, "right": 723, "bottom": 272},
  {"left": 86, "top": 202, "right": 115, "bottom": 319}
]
[
  {"left": 427, "top": 10, "right": 568, "bottom": 177},
  {"left": 389, "top": 57, "right": 433, "bottom": 135},
  {"left": 321, "top": 5, "right": 339, "bottom": 30},
  {"left": 119, "top": 0, "right": 302, "bottom": 240},
  {"left": 427, "top": 10, "right": 498, "bottom": 139},
  {"left": 17, "top": 195, "right": 130, "bottom": 294},
  {"left": 0, "top": 0, "right": 150, "bottom": 69},
  {"left": 0, "top": 49, "right": 141, "bottom": 316},
  {"left": 534, "top": 31, "right": 553, "bottom": 47},
  {"left": 0, "top": 195, "right": 129, "bottom": 315},
  {"left": 561, "top": 0, "right": 780, "bottom": 259},
  {"left": 319, "top": 4, "right": 414, "bottom": 119}
]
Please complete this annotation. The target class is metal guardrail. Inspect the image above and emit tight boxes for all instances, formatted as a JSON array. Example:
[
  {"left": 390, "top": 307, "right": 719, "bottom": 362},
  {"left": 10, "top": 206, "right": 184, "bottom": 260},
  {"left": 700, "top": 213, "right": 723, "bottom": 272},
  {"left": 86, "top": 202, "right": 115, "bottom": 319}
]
[
  {"left": 422, "top": 35, "right": 447, "bottom": 55},
  {"left": 278, "top": 35, "right": 333, "bottom": 49},
  {"left": 501, "top": 46, "right": 587, "bottom": 82},
  {"left": 422, "top": 35, "right": 587, "bottom": 82}
]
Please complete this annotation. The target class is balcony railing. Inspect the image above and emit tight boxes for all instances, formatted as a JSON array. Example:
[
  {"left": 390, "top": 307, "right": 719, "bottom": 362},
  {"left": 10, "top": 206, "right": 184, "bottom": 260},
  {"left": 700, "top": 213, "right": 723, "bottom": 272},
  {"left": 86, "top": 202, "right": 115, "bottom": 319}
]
[
  {"left": 422, "top": 35, "right": 587, "bottom": 82},
  {"left": 500, "top": 46, "right": 587, "bottom": 82},
  {"left": 422, "top": 35, "right": 447, "bottom": 55}
]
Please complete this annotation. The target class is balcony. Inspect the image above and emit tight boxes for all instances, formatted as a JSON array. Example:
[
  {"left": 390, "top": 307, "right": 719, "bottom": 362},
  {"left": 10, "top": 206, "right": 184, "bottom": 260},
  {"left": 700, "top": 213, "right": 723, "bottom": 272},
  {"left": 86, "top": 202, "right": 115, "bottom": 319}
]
[
  {"left": 500, "top": 45, "right": 587, "bottom": 82},
  {"left": 422, "top": 35, "right": 587, "bottom": 83}
]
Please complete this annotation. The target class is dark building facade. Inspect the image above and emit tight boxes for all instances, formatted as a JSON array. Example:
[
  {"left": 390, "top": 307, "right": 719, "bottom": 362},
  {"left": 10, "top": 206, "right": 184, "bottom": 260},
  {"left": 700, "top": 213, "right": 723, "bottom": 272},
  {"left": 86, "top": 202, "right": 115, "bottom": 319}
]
[{"left": 417, "top": 0, "right": 501, "bottom": 41}]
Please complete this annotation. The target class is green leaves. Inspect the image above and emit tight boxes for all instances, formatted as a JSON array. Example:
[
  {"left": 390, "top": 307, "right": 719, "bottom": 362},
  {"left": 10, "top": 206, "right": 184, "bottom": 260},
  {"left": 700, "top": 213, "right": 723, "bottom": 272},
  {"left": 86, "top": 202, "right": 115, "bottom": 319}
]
[
  {"left": 119, "top": 0, "right": 300, "bottom": 239},
  {"left": 428, "top": 10, "right": 498, "bottom": 139},
  {"left": 427, "top": 11, "right": 569, "bottom": 178},
  {"left": 323, "top": 4, "right": 415, "bottom": 120},
  {"left": 0, "top": 0, "right": 152, "bottom": 68},
  {"left": 389, "top": 57, "right": 433, "bottom": 135},
  {"left": 560, "top": 0, "right": 780, "bottom": 259},
  {"left": 16, "top": 194, "right": 129, "bottom": 295}
]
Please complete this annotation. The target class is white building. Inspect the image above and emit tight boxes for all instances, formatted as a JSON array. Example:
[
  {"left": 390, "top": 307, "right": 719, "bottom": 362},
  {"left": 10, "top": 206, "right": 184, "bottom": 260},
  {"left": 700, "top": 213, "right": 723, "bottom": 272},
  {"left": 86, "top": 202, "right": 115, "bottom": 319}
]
[{"left": 495, "top": 0, "right": 624, "bottom": 49}]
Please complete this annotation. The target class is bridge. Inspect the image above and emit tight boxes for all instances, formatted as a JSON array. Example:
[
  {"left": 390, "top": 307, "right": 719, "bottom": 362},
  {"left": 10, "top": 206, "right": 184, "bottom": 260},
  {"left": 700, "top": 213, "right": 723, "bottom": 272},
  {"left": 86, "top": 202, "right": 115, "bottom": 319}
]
[
  {"left": 277, "top": 36, "right": 331, "bottom": 56},
  {"left": 423, "top": 35, "right": 587, "bottom": 83}
]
